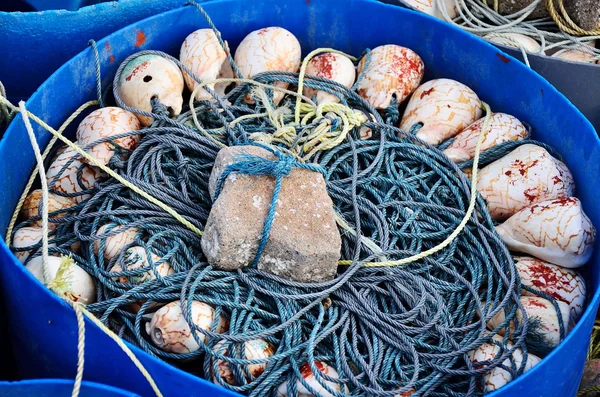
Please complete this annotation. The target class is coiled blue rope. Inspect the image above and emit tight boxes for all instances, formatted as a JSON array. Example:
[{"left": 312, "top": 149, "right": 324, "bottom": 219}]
[
  {"left": 11, "top": 84, "right": 545, "bottom": 396},
  {"left": 9, "top": 4, "right": 570, "bottom": 396}
]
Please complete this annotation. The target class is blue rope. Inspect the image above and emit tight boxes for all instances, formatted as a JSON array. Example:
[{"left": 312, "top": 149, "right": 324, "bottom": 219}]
[
  {"left": 12, "top": 82, "right": 549, "bottom": 395},
  {"left": 88, "top": 40, "right": 105, "bottom": 108},
  {"left": 9, "top": 12, "right": 575, "bottom": 397},
  {"left": 352, "top": 48, "right": 371, "bottom": 91}
]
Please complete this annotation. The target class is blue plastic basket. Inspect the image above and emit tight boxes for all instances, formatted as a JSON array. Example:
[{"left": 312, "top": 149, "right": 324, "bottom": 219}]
[
  {"left": 0, "top": 0, "right": 598, "bottom": 396},
  {"left": 0, "top": 379, "right": 139, "bottom": 396}
]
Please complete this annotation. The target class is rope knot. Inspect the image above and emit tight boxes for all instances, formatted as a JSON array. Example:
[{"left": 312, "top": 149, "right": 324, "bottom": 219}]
[
  {"left": 213, "top": 146, "right": 325, "bottom": 203},
  {"left": 272, "top": 126, "right": 297, "bottom": 146},
  {"left": 248, "top": 132, "right": 274, "bottom": 145},
  {"left": 272, "top": 154, "right": 296, "bottom": 178},
  {"left": 150, "top": 97, "right": 171, "bottom": 119},
  {"left": 383, "top": 97, "right": 400, "bottom": 125},
  {"left": 213, "top": 149, "right": 295, "bottom": 201},
  {"left": 178, "top": 157, "right": 191, "bottom": 173}
]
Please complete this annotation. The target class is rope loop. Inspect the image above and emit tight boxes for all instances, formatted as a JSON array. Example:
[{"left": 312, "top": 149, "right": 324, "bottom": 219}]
[
  {"left": 546, "top": 0, "right": 600, "bottom": 37},
  {"left": 88, "top": 40, "right": 106, "bottom": 108}
]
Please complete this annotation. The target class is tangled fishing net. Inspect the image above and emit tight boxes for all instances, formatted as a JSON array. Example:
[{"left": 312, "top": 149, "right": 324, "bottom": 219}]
[{"left": 8, "top": 6, "right": 570, "bottom": 397}]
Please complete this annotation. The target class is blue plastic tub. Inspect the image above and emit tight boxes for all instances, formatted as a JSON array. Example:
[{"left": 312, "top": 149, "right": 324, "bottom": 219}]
[
  {"left": 0, "top": 0, "right": 192, "bottom": 103},
  {"left": 0, "top": 379, "right": 139, "bottom": 396},
  {"left": 3, "top": 0, "right": 89, "bottom": 12},
  {"left": 0, "top": 0, "right": 598, "bottom": 396}
]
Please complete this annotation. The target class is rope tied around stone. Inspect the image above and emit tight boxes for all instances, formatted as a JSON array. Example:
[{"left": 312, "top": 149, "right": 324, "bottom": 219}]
[{"left": 214, "top": 145, "right": 326, "bottom": 266}]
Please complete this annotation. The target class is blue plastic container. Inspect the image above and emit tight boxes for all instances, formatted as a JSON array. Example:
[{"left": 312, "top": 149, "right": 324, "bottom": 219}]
[
  {"left": 0, "top": 379, "right": 139, "bottom": 396},
  {"left": 0, "top": 0, "right": 598, "bottom": 396},
  {"left": 0, "top": 0, "right": 192, "bottom": 103},
  {"left": 3, "top": 0, "right": 89, "bottom": 12}
]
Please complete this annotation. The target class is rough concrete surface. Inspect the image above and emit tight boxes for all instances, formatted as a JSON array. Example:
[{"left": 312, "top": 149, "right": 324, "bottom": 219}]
[{"left": 202, "top": 145, "right": 342, "bottom": 283}]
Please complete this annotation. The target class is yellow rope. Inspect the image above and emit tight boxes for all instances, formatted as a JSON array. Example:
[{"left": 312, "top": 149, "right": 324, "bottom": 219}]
[
  {"left": 19, "top": 101, "right": 53, "bottom": 285},
  {"left": 546, "top": 0, "right": 600, "bottom": 36},
  {"left": 187, "top": 90, "right": 227, "bottom": 148},
  {"left": 579, "top": 385, "right": 600, "bottom": 396},
  {"left": 587, "top": 319, "right": 600, "bottom": 359},
  {"left": 190, "top": 77, "right": 316, "bottom": 110},
  {"left": 292, "top": 48, "right": 362, "bottom": 161},
  {"left": 5, "top": 100, "right": 99, "bottom": 242},
  {"left": 187, "top": 71, "right": 364, "bottom": 162},
  {"left": 230, "top": 112, "right": 270, "bottom": 127},
  {"left": 15, "top": 99, "right": 162, "bottom": 397},
  {"left": 335, "top": 214, "right": 387, "bottom": 262},
  {"left": 76, "top": 303, "right": 163, "bottom": 397},
  {"left": 581, "top": 319, "right": 600, "bottom": 396},
  {"left": 482, "top": 0, "right": 499, "bottom": 12},
  {"left": 297, "top": 102, "right": 366, "bottom": 161},
  {"left": 188, "top": 77, "right": 314, "bottom": 150},
  {"left": 339, "top": 102, "right": 492, "bottom": 267},
  {"left": 294, "top": 48, "right": 357, "bottom": 124},
  {"left": 0, "top": 96, "right": 203, "bottom": 237}
]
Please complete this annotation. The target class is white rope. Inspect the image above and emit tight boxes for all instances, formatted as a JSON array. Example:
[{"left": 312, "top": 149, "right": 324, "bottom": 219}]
[
  {"left": 20, "top": 101, "right": 86, "bottom": 396},
  {"left": 19, "top": 101, "right": 52, "bottom": 285},
  {"left": 434, "top": 0, "right": 600, "bottom": 63},
  {"left": 72, "top": 303, "right": 86, "bottom": 397}
]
